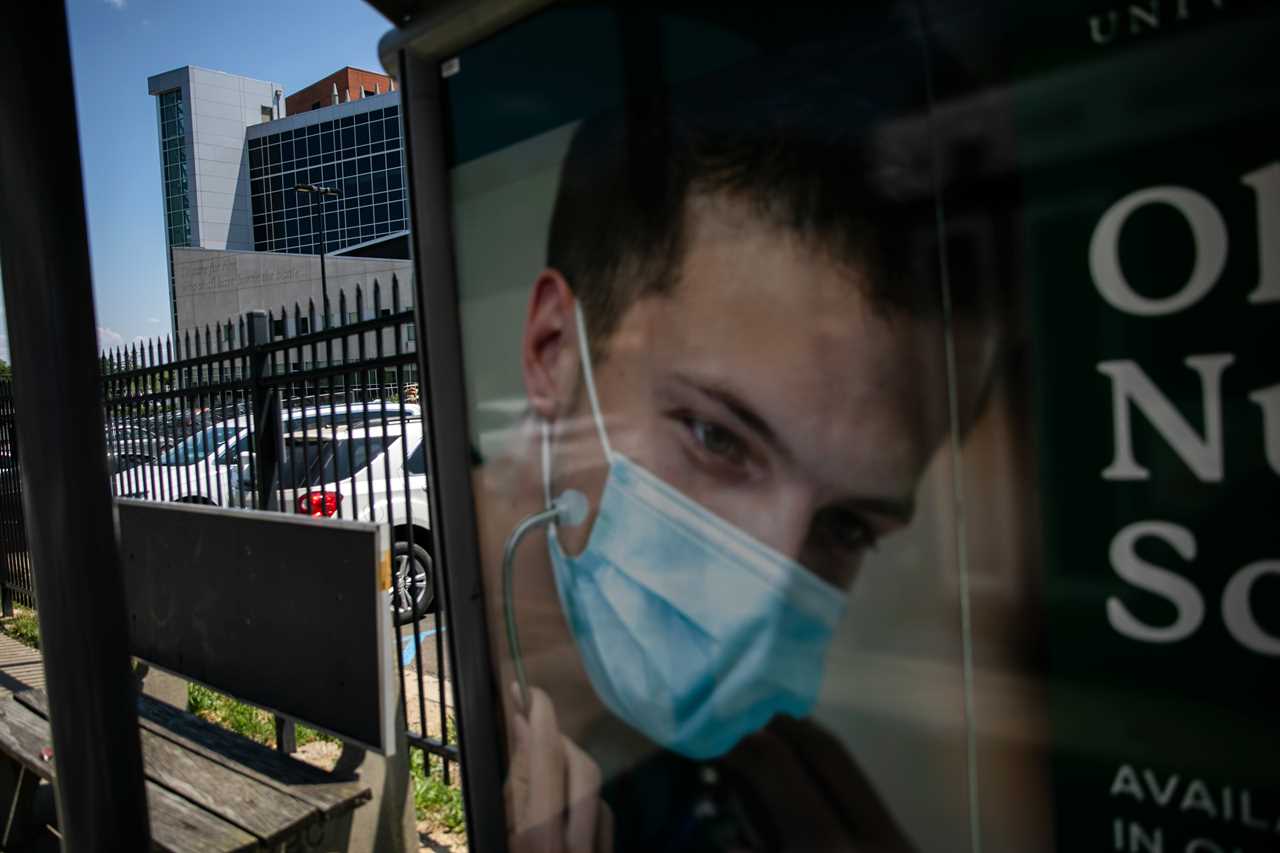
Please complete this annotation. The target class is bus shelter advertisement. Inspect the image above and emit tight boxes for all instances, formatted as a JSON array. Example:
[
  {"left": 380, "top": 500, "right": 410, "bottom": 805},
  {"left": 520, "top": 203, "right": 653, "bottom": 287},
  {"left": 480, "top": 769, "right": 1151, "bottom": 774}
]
[
  {"left": 1021, "top": 2, "right": 1279, "bottom": 851},
  {"left": 430, "top": 1, "right": 1278, "bottom": 850}
]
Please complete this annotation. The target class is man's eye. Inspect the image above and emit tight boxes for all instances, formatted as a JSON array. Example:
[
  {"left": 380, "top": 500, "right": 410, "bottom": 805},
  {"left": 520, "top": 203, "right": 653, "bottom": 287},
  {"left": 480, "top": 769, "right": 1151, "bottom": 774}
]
[
  {"left": 685, "top": 417, "right": 747, "bottom": 466},
  {"left": 818, "top": 508, "right": 877, "bottom": 554}
]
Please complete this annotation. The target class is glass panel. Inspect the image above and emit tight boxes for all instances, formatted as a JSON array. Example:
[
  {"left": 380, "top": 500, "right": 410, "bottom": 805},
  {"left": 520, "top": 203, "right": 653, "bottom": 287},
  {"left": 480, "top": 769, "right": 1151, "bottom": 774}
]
[
  {"left": 920, "top": 3, "right": 1280, "bottom": 852},
  {"left": 425, "top": 1, "right": 1280, "bottom": 850},
  {"left": 441, "top": 6, "right": 959, "bottom": 851}
]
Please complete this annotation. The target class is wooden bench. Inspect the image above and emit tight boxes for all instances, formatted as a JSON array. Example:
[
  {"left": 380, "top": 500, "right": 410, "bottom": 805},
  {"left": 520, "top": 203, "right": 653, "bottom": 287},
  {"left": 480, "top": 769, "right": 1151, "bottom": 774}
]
[
  {"left": 0, "top": 689, "right": 370, "bottom": 851},
  {"left": 0, "top": 501, "right": 400, "bottom": 851}
]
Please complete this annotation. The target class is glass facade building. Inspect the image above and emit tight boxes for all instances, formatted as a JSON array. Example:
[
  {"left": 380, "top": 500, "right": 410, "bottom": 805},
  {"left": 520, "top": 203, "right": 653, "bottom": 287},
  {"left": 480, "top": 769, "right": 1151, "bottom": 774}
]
[
  {"left": 248, "top": 100, "right": 406, "bottom": 255},
  {"left": 148, "top": 66, "right": 281, "bottom": 333},
  {"left": 157, "top": 90, "right": 191, "bottom": 250},
  {"left": 156, "top": 88, "right": 191, "bottom": 327}
]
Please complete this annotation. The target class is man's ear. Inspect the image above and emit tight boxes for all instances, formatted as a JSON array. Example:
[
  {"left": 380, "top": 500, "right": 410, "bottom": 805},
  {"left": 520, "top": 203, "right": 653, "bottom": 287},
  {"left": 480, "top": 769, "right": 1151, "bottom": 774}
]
[{"left": 522, "top": 269, "right": 579, "bottom": 421}]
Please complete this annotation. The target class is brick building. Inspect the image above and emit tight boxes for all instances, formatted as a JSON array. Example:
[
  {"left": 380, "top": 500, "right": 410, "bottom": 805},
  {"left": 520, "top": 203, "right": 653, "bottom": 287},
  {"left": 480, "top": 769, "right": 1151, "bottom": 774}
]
[{"left": 285, "top": 67, "right": 394, "bottom": 115}]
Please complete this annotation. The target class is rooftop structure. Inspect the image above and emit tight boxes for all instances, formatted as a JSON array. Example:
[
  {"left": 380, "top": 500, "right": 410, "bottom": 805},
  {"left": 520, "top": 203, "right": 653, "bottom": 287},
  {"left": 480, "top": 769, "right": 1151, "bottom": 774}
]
[{"left": 285, "top": 67, "right": 395, "bottom": 115}]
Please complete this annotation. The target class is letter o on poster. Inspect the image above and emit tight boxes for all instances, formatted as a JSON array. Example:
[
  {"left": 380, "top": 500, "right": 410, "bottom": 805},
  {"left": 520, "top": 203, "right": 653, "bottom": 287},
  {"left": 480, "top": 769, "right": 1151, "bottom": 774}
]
[
  {"left": 1222, "top": 560, "right": 1280, "bottom": 656},
  {"left": 1089, "top": 186, "right": 1228, "bottom": 316}
]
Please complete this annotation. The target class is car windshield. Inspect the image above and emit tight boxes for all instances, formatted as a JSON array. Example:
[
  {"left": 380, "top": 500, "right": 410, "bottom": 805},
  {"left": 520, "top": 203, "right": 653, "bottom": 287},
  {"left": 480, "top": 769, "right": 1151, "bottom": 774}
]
[
  {"left": 278, "top": 436, "right": 390, "bottom": 488},
  {"left": 158, "top": 425, "right": 238, "bottom": 465}
]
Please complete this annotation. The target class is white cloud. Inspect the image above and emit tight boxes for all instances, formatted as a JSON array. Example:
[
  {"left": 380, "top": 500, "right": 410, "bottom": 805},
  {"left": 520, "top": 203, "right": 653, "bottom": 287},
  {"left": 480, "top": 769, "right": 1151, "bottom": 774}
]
[
  {"left": 97, "top": 326, "right": 125, "bottom": 352},
  {"left": 104, "top": 0, "right": 126, "bottom": 9},
  {"left": 146, "top": 317, "right": 161, "bottom": 324},
  {"left": 0, "top": 334, "right": 8, "bottom": 364}
]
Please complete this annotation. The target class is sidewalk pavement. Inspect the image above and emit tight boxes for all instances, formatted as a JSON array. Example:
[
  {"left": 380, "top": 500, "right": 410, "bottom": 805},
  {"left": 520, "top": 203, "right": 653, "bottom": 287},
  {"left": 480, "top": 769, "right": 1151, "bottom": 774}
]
[{"left": 0, "top": 631, "right": 43, "bottom": 697}]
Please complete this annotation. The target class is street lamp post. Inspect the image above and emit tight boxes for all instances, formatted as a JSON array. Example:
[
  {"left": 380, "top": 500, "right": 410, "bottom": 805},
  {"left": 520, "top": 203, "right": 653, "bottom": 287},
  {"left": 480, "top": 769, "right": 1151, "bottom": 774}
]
[{"left": 295, "top": 182, "right": 340, "bottom": 328}]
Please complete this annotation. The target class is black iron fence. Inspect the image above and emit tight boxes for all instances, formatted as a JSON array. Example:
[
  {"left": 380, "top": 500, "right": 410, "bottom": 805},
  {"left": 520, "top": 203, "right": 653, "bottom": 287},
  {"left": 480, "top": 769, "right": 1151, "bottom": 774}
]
[
  {"left": 0, "top": 275, "right": 457, "bottom": 780},
  {"left": 0, "top": 381, "right": 35, "bottom": 613}
]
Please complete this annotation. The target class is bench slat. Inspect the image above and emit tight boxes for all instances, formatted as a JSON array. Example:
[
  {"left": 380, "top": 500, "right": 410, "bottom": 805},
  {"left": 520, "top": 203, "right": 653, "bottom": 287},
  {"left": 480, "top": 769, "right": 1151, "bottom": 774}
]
[
  {"left": 137, "top": 694, "right": 373, "bottom": 818},
  {"left": 146, "top": 782, "right": 258, "bottom": 853},
  {"left": 0, "top": 696, "right": 258, "bottom": 853},
  {"left": 18, "top": 689, "right": 369, "bottom": 817},
  {"left": 139, "top": 722, "right": 319, "bottom": 844},
  {"left": 0, "top": 696, "right": 54, "bottom": 783}
]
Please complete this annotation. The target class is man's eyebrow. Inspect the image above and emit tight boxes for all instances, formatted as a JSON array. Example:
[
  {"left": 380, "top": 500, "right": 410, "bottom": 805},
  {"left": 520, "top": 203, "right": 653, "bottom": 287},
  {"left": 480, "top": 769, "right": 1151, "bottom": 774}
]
[
  {"left": 675, "top": 374, "right": 786, "bottom": 457},
  {"left": 837, "top": 494, "right": 916, "bottom": 525}
]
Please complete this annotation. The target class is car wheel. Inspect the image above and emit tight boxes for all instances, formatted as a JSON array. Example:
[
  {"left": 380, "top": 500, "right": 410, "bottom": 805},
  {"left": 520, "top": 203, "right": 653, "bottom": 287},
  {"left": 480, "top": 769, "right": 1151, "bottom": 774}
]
[{"left": 392, "top": 539, "right": 435, "bottom": 626}]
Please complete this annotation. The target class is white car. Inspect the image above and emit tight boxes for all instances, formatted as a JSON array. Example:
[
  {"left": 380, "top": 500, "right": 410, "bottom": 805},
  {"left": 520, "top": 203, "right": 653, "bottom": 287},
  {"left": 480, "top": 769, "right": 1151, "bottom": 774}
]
[
  {"left": 111, "top": 401, "right": 434, "bottom": 625},
  {"left": 231, "top": 417, "right": 433, "bottom": 625},
  {"left": 112, "top": 401, "right": 417, "bottom": 505}
]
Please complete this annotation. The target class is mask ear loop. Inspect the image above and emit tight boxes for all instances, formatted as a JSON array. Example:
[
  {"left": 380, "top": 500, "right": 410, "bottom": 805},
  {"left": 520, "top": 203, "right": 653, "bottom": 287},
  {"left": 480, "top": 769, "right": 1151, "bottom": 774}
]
[
  {"left": 501, "top": 303, "right": 600, "bottom": 711},
  {"left": 541, "top": 420, "right": 553, "bottom": 513},
  {"left": 574, "top": 302, "right": 613, "bottom": 462}
]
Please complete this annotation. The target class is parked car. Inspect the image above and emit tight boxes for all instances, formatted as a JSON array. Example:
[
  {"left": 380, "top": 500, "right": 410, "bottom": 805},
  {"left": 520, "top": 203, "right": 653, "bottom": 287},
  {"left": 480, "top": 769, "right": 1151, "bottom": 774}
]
[
  {"left": 231, "top": 418, "right": 433, "bottom": 625},
  {"left": 112, "top": 401, "right": 433, "bottom": 625},
  {"left": 105, "top": 425, "right": 174, "bottom": 458},
  {"left": 112, "top": 401, "right": 417, "bottom": 503}
]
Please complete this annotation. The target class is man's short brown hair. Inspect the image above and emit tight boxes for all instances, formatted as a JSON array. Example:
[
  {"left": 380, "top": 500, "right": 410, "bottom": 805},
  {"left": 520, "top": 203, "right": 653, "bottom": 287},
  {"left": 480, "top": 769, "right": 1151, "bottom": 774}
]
[{"left": 545, "top": 39, "right": 938, "bottom": 357}]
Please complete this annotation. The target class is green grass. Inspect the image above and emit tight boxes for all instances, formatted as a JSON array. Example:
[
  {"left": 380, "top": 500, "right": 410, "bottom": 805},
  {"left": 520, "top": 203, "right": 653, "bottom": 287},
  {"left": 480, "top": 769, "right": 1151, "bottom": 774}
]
[
  {"left": 188, "top": 683, "right": 465, "bottom": 832},
  {"left": 1, "top": 606, "right": 40, "bottom": 649},
  {"left": 186, "top": 683, "right": 337, "bottom": 749},
  {"left": 410, "top": 734, "right": 465, "bottom": 833}
]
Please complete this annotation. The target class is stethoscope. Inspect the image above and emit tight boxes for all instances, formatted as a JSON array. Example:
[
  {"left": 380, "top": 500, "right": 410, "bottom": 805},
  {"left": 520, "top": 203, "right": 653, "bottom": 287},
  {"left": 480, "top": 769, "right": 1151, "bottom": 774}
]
[{"left": 501, "top": 487, "right": 588, "bottom": 711}]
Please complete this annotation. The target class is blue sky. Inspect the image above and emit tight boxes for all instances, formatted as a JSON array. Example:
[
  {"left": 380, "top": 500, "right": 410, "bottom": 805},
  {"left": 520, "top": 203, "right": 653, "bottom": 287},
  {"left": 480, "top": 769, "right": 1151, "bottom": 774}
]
[{"left": 0, "top": 0, "right": 393, "bottom": 361}]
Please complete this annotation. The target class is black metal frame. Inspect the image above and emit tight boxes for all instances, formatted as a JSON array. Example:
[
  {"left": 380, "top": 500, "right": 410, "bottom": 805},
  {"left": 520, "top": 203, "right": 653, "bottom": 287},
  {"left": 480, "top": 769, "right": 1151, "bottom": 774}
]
[
  {"left": 395, "top": 30, "right": 512, "bottom": 853},
  {"left": 0, "top": 3, "right": 151, "bottom": 848}
]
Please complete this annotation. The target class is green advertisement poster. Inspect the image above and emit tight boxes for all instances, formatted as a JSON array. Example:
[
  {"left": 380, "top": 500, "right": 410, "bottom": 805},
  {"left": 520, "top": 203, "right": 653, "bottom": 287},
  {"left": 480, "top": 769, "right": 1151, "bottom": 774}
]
[{"left": 1018, "top": 2, "right": 1280, "bottom": 850}]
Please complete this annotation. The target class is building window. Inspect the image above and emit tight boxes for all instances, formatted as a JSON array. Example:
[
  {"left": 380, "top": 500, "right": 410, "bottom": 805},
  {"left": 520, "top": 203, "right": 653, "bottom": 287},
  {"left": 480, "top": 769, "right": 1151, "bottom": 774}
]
[
  {"left": 248, "top": 100, "right": 405, "bottom": 256},
  {"left": 157, "top": 90, "right": 190, "bottom": 251},
  {"left": 298, "top": 317, "right": 311, "bottom": 335},
  {"left": 261, "top": 106, "right": 273, "bottom": 123},
  {"left": 271, "top": 319, "right": 285, "bottom": 338}
]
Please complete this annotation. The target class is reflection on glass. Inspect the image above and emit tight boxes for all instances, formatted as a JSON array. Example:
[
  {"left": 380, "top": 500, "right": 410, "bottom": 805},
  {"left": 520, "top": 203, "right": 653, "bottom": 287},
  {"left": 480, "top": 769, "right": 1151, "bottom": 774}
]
[
  {"left": 413, "top": 0, "right": 1280, "bottom": 850},
  {"left": 442, "top": 6, "right": 1005, "bottom": 851}
]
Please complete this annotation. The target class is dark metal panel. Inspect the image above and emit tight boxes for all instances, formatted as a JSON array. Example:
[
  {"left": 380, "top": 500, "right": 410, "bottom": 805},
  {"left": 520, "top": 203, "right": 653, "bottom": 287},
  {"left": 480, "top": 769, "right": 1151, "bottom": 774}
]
[
  {"left": 117, "top": 500, "right": 397, "bottom": 754},
  {"left": 0, "top": 4, "right": 152, "bottom": 848},
  {"left": 399, "top": 48, "right": 510, "bottom": 852},
  {"left": 376, "top": 0, "right": 554, "bottom": 77}
]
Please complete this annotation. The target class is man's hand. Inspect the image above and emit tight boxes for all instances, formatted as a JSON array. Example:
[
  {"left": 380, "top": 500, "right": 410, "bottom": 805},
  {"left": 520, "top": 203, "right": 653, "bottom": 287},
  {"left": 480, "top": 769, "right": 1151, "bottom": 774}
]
[{"left": 506, "top": 685, "right": 614, "bottom": 853}]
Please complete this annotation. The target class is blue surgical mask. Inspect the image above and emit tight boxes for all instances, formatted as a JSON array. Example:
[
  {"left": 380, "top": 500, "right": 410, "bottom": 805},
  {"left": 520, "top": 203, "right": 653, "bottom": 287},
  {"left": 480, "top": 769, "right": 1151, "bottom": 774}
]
[{"left": 541, "top": 303, "right": 846, "bottom": 760}]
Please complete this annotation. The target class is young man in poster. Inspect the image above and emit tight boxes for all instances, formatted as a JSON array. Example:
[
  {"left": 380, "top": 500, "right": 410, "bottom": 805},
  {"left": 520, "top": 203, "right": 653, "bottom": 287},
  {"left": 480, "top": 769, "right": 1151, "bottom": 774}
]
[{"left": 469, "top": 58, "right": 996, "bottom": 853}]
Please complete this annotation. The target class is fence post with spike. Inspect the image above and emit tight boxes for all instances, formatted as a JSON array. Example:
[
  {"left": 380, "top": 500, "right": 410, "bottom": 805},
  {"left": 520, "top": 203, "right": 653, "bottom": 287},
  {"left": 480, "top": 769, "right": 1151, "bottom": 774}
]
[{"left": 246, "top": 311, "right": 280, "bottom": 513}]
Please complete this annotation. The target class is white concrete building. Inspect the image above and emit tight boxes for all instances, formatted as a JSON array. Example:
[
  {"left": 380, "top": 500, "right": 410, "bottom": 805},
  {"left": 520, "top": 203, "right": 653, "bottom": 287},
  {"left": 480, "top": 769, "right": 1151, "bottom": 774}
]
[
  {"left": 171, "top": 246, "right": 413, "bottom": 358},
  {"left": 147, "top": 67, "right": 284, "bottom": 330}
]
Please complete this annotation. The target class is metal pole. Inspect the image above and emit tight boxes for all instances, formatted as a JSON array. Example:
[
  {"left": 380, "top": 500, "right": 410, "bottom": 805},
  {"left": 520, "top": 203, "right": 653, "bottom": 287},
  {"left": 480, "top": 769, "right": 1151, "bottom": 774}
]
[
  {"left": 318, "top": 200, "right": 330, "bottom": 323},
  {"left": 0, "top": 3, "right": 151, "bottom": 849},
  {"left": 245, "top": 311, "right": 295, "bottom": 752},
  {"left": 246, "top": 312, "right": 281, "bottom": 513}
]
